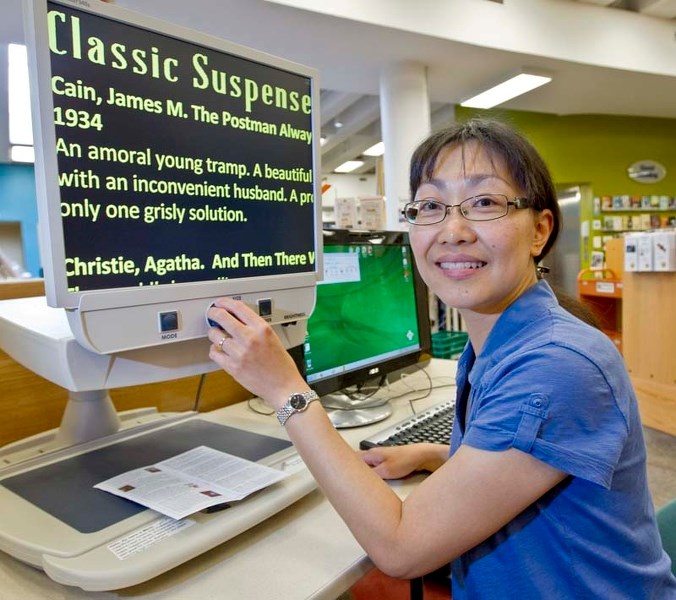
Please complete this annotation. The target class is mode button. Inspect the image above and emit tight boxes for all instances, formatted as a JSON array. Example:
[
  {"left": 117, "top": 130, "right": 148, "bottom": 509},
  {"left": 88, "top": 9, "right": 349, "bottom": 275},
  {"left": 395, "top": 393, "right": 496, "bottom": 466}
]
[{"left": 257, "top": 298, "right": 272, "bottom": 317}]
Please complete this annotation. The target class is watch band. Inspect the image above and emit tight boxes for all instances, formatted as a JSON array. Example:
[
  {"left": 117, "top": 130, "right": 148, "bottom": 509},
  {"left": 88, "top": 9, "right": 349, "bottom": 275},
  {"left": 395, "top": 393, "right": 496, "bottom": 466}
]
[{"left": 276, "top": 390, "right": 319, "bottom": 426}]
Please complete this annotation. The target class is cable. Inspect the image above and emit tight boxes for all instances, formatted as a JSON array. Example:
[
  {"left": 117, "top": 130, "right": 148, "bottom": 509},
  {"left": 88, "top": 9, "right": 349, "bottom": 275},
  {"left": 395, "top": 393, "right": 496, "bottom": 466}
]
[
  {"left": 194, "top": 372, "right": 274, "bottom": 417},
  {"left": 240, "top": 366, "right": 456, "bottom": 418},
  {"left": 193, "top": 373, "right": 207, "bottom": 412},
  {"left": 380, "top": 365, "right": 456, "bottom": 414},
  {"left": 247, "top": 396, "right": 275, "bottom": 417}
]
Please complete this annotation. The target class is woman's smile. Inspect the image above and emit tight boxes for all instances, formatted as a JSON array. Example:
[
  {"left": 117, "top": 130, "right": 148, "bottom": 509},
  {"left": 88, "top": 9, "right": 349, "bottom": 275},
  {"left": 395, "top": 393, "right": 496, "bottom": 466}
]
[{"left": 436, "top": 255, "right": 488, "bottom": 278}]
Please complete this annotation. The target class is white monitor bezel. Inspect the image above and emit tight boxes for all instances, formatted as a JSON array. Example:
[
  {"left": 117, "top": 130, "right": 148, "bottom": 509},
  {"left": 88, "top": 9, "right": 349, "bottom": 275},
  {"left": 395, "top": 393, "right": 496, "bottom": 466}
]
[{"left": 24, "top": 0, "right": 323, "bottom": 353}]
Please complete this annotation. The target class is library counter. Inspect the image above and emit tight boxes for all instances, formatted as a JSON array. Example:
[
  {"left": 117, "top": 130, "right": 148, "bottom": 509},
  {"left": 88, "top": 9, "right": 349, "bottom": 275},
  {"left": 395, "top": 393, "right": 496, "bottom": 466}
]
[{"left": 0, "top": 359, "right": 457, "bottom": 600}]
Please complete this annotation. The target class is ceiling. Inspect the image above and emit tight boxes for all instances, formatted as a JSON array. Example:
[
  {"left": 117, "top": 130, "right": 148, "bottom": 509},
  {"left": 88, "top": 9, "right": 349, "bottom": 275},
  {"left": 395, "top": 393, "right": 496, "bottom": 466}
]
[{"left": 3, "top": 0, "right": 676, "bottom": 175}]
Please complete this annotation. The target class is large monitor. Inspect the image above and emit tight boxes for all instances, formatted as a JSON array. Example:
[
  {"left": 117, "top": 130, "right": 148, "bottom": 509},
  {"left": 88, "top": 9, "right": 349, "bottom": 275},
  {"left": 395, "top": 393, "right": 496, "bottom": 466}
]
[
  {"left": 304, "top": 229, "right": 431, "bottom": 428},
  {"left": 26, "top": 0, "right": 321, "bottom": 356}
]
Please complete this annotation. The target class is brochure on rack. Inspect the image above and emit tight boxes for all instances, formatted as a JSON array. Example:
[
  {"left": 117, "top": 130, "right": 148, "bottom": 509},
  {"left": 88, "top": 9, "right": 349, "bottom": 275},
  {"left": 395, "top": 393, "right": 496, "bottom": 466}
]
[{"left": 95, "top": 445, "right": 289, "bottom": 520}]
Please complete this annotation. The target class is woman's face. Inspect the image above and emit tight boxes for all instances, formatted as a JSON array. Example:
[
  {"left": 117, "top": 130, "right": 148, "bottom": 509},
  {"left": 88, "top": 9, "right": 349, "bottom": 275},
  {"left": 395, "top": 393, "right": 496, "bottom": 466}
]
[{"left": 409, "top": 142, "right": 553, "bottom": 316}]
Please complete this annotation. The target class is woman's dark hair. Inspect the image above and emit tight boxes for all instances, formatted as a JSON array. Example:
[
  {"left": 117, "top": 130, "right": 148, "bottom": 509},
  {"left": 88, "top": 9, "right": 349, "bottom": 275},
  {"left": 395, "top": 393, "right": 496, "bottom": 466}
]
[
  {"left": 551, "top": 285, "right": 602, "bottom": 330},
  {"left": 409, "top": 118, "right": 561, "bottom": 262}
]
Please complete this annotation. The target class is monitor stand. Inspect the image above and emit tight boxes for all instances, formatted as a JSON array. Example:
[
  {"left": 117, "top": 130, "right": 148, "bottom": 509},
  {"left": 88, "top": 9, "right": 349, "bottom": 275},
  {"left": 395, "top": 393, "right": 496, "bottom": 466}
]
[{"left": 321, "top": 391, "right": 392, "bottom": 429}]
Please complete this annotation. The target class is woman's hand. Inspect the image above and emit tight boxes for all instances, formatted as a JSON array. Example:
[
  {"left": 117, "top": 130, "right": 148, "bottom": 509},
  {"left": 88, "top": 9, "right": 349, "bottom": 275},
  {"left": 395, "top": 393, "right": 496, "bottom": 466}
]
[
  {"left": 360, "top": 443, "right": 449, "bottom": 480},
  {"left": 207, "top": 297, "right": 308, "bottom": 409}
]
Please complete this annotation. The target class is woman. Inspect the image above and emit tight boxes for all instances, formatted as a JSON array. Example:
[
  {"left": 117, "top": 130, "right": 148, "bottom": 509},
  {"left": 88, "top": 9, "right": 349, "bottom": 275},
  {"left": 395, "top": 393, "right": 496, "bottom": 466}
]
[{"left": 207, "top": 119, "right": 675, "bottom": 598}]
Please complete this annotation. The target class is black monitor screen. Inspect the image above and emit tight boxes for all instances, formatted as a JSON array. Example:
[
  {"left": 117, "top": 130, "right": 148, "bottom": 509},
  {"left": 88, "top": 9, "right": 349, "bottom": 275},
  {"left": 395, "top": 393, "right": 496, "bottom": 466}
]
[
  {"left": 39, "top": 0, "right": 317, "bottom": 295},
  {"left": 304, "top": 230, "right": 430, "bottom": 397}
]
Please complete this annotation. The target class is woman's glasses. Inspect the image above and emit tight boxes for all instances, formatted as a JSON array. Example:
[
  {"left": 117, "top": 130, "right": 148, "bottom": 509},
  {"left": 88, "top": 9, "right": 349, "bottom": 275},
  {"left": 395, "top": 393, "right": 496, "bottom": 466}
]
[{"left": 402, "top": 194, "right": 530, "bottom": 225}]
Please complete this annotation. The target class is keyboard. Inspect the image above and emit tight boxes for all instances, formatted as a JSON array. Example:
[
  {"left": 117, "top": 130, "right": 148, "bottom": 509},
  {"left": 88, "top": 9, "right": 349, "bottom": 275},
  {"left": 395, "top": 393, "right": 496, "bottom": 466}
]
[{"left": 359, "top": 401, "right": 455, "bottom": 449}]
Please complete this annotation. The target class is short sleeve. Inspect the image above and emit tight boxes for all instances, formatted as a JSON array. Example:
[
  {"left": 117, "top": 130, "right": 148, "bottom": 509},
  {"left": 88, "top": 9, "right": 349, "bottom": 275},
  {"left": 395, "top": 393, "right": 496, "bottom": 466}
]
[{"left": 462, "top": 347, "right": 629, "bottom": 488}]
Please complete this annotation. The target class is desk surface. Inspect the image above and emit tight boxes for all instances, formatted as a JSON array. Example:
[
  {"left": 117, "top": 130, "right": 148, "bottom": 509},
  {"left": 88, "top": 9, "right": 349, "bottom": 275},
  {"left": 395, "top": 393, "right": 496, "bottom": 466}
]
[{"left": 0, "top": 359, "right": 456, "bottom": 600}]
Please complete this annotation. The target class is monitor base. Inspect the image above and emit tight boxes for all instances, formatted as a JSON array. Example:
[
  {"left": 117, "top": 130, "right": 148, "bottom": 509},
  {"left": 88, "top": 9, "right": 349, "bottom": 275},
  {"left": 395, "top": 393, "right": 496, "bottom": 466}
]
[{"left": 320, "top": 392, "right": 392, "bottom": 429}]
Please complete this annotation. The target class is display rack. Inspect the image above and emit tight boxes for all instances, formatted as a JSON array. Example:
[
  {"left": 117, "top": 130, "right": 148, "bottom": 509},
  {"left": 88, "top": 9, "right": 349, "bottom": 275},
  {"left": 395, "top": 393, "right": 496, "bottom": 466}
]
[{"left": 577, "top": 267, "right": 623, "bottom": 353}]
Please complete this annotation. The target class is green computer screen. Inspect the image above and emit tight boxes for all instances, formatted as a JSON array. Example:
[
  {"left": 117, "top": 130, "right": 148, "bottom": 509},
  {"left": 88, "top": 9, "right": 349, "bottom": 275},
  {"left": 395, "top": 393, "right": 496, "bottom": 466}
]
[{"left": 305, "top": 242, "right": 421, "bottom": 384}]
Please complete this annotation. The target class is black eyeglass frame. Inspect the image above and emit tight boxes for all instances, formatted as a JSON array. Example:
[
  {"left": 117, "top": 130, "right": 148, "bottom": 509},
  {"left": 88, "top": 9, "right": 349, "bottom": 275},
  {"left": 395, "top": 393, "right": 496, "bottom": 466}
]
[{"left": 402, "top": 194, "right": 531, "bottom": 225}]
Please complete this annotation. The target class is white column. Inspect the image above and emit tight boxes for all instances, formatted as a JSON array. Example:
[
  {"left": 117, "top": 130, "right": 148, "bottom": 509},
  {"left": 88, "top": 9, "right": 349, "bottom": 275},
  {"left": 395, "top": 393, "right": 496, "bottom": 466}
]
[
  {"left": 0, "top": 46, "right": 10, "bottom": 163},
  {"left": 379, "top": 62, "right": 431, "bottom": 230}
]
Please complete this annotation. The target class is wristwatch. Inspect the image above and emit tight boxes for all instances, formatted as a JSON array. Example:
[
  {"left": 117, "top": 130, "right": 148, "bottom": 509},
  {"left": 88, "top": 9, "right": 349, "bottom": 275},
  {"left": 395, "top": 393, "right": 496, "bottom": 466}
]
[{"left": 276, "top": 390, "right": 319, "bottom": 426}]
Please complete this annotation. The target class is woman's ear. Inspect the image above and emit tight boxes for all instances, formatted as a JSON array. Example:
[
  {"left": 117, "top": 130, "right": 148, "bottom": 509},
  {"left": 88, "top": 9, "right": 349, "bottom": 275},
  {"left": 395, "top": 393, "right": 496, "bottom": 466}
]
[{"left": 531, "top": 209, "right": 554, "bottom": 258}]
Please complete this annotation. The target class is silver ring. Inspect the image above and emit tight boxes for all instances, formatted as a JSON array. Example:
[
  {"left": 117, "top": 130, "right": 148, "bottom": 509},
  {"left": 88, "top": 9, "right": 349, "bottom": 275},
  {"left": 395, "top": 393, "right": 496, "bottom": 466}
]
[{"left": 218, "top": 335, "right": 227, "bottom": 351}]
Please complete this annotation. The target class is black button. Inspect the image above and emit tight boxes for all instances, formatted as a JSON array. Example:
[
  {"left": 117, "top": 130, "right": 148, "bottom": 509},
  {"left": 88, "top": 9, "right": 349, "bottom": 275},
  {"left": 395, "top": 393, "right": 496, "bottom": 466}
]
[
  {"left": 258, "top": 298, "right": 273, "bottom": 317},
  {"left": 158, "top": 311, "right": 179, "bottom": 332}
]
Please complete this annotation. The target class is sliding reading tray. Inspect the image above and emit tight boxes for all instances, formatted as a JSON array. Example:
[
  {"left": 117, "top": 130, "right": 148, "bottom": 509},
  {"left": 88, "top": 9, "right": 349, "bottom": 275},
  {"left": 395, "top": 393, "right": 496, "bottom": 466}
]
[{"left": 0, "top": 415, "right": 315, "bottom": 591}]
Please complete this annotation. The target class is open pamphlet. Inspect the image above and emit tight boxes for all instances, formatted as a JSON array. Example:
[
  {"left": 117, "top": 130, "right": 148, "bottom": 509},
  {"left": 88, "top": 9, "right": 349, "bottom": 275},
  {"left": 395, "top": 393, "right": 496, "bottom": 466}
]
[{"left": 95, "top": 445, "right": 289, "bottom": 520}]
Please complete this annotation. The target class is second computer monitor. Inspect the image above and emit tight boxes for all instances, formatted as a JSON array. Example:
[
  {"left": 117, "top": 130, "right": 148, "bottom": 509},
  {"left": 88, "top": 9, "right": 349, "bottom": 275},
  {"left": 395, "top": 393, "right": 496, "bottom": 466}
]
[{"left": 304, "top": 229, "right": 431, "bottom": 428}]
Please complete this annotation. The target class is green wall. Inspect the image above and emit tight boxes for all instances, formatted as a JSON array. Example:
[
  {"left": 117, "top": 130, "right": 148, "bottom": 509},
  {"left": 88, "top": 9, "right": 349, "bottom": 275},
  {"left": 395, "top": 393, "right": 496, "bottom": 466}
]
[
  {"left": 456, "top": 107, "right": 675, "bottom": 195},
  {"left": 455, "top": 108, "right": 676, "bottom": 270}
]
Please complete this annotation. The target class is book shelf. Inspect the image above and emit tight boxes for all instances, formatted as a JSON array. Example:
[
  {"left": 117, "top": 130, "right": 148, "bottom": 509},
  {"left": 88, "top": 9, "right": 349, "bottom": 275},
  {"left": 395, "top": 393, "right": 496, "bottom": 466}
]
[{"left": 587, "top": 194, "right": 676, "bottom": 271}]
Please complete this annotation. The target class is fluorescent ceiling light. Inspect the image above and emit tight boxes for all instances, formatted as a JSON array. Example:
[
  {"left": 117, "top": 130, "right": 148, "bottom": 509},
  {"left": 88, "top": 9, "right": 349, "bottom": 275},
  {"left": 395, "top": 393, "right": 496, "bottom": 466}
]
[
  {"left": 460, "top": 73, "right": 552, "bottom": 109},
  {"left": 363, "top": 142, "right": 384, "bottom": 157},
  {"left": 8, "top": 44, "right": 33, "bottom": 146},
  {"left": 10, "top": 145, "right": 35, "bottom": 163},
  {"left": 334, "top": 160, "right": 364, "bottom": 173}
]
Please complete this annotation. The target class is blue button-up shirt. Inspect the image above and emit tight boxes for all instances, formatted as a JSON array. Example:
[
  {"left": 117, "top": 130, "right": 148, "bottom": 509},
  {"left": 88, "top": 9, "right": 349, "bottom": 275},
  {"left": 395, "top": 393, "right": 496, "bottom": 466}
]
[{"left": 449, "top": 280, "right": 675, "bottom": 599}]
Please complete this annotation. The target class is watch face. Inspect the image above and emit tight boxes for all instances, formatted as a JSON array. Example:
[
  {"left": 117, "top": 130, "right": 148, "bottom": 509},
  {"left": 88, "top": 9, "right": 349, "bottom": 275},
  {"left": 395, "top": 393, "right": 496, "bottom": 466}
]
[{"left": 289, "top": 394, "right": 307, "bottom": 410}]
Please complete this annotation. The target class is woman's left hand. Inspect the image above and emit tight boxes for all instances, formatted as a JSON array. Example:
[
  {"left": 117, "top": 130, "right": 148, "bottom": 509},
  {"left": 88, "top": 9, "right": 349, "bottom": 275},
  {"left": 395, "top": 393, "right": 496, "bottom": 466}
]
[
  {"left": 360, "top": 443, "right": 449, "bottom": 480},
  {"left": 207, "top": 297, "right": 308, "bottom": 409}
]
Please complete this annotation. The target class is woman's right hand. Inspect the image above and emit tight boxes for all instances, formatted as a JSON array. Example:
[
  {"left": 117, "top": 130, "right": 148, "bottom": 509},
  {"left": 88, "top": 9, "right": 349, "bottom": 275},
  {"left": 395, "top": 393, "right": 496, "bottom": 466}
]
[
  {"left": 207, "top": 297, "right": 310, "bottom": 411},
  {"left": 359, "top": 443, "right": 449, "bottom": 480}
]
